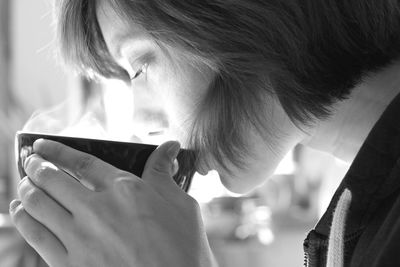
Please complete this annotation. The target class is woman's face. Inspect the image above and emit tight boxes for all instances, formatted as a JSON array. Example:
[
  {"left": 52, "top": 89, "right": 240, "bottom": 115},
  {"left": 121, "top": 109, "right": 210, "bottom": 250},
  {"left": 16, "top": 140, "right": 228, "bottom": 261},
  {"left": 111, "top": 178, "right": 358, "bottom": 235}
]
[
  {"left": 96, "top": 0, "right": 306, "bottom": 193},
  {"left": 96, "top": 1, "right": 213, "bottom": 142}
]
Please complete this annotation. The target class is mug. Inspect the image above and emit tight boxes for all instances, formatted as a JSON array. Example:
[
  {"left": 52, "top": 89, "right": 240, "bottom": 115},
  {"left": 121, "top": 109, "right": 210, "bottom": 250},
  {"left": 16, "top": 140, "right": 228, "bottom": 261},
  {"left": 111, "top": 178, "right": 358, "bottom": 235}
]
[{"left": 15, "top": 131, "right": 196, "bottom": 192}]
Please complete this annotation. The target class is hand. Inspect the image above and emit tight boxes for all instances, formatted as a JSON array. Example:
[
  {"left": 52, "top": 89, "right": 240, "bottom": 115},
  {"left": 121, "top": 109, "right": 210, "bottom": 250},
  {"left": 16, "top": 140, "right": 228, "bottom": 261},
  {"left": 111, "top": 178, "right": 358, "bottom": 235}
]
[{"left": 9, "top": 139, "right": 215, "bottom": 267}]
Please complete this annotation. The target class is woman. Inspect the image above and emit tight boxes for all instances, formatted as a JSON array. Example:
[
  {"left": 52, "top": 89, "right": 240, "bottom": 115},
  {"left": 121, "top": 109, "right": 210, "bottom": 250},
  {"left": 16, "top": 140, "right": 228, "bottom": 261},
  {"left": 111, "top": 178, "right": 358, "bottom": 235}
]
[{"left": 9, "top": 0, "right": 400, "bottom": 266}]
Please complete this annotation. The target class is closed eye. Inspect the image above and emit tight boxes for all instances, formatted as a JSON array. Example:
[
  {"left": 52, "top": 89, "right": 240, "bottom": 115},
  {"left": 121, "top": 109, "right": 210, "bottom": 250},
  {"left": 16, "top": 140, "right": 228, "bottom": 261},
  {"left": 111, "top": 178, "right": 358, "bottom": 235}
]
[{"left": 131, "top": 63, "right": 149, "bottom": 81}]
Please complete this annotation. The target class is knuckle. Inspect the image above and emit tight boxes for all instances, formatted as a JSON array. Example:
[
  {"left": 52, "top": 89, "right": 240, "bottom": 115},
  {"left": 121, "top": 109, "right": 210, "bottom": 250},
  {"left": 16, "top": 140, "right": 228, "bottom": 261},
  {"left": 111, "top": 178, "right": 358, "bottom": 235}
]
[
  {"left": 114, "top": 176, "right": 144, "bottom": 194},
  {"left": 10, "top": 204, "right": 26, "bottom": 223},
  {"left": 23, "top": 188, "right": 42, "bottom": 209},
  {"left": 84, "top": 199, "right": 103, "bottom": 221},
  {"left": 76, "top": 155, "right": 96, "bottom": 174},
  {"left": 179, "top": 193, "right": 201, "bottom": 212},
  {"left": 51, "top": 142, "right": 63, "bottom": 156},
  {"left": 187, "top": 194, "right": 200, "bottom": 209},
  {"left": 26, "top": 228, "right": 46, "bottom": 245},
  {"left": 149, "top": 160, "right": 170, "bottom": 176},
  {"left": 33, "top": 166, "right": 55, "bottom": 185}
]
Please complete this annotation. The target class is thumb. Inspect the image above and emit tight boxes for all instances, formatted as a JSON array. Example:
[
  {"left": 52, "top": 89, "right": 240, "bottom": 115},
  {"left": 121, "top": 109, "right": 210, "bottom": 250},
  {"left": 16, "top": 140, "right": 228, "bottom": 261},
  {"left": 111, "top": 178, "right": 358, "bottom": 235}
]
[{"left": 142, "top": 141, "right": 181, "bottom": 186}]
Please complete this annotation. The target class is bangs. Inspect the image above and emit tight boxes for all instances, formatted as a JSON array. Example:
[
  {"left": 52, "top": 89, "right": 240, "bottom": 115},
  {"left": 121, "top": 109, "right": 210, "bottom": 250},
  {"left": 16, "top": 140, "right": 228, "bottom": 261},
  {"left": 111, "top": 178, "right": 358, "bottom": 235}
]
[{"left": 55, "top": 0, "right": 128, "bottom": 81}]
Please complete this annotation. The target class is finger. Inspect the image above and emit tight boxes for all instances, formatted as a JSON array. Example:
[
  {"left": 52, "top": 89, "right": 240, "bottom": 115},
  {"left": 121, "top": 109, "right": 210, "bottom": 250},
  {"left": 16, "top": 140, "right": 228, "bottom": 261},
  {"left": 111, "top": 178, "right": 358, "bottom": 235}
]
[
  {"left": 33, "top": 139, "right": 119, "bottom": 190},
  {"left": 24, "top": 154, "right": 90, "bottom": 209},
  {"left": 18, "top": 177, "right": 73, "bottom": 240},
  {"left": 142, "top": 141, "right": 181, "bottom": 189},
  {"left": 9, "top": 200, "right": 68, "bottom": 267},
  {"left": 172, "top": 159, "right": 179, "bottom": 176}
]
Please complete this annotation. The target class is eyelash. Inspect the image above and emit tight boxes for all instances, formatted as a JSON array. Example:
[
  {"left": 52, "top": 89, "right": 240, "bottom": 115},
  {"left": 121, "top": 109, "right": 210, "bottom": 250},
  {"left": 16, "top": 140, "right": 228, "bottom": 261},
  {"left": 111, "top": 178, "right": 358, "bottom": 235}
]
[{"left": 130, "top": 63, "right": 149, "bottom": 81}]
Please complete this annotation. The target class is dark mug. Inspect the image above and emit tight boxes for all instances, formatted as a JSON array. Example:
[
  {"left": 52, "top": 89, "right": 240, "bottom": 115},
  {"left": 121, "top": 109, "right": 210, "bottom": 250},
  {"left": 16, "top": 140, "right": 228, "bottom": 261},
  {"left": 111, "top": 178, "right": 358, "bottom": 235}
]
[{"left": 15, "top": 131, "right": 196, "bottom": 192}]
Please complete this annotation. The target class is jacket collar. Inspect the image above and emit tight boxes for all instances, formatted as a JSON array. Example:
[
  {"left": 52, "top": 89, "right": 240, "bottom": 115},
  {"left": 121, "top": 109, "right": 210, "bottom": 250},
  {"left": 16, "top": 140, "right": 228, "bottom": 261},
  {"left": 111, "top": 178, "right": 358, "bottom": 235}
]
[{"left": 314, "top": 92, "right": 400, "bottom": 237}]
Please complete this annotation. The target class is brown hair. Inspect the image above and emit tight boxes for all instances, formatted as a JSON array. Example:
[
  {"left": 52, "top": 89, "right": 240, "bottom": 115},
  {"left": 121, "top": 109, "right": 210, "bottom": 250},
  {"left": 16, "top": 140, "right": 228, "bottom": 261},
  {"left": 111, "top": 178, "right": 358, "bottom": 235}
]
[{"left": 54, "top": 0, "right": 400, "bottom": 173}]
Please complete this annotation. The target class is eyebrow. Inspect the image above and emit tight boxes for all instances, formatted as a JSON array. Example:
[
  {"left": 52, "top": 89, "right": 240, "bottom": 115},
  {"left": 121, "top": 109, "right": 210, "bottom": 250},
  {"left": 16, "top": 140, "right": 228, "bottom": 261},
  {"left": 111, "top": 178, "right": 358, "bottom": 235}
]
[
  {"left": 109, "top": 33, "right": 134, "bottom": 60},
  {"left": 109, "top": 30, "right": 151, "bottom": 61}
]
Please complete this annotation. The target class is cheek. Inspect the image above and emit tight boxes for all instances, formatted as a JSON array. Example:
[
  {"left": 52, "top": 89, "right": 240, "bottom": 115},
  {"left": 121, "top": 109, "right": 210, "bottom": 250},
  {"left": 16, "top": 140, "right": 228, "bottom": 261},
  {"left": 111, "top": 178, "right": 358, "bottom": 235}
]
[
  {"left": 160, "top": 85, "right": 198, "bottom": 143},
  {"left": 151, "top": 62, "right": 212, "bottom": 132},
  {"left": 142, "top": 66, "right": 192, "bottom": 141},
  {"left": 148, "top": 77, "right": 187, "bottom": 127}
]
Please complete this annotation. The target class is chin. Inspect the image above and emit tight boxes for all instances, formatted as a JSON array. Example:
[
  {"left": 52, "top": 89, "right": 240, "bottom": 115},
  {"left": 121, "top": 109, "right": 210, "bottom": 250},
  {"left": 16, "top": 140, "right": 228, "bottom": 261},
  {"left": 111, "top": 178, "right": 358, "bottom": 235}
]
[
  {"left": 218, "top": 171, "right": 268, "bottom": 195},
  {"left": 197, "top": 156, "right": 274, "bottom": 194}
]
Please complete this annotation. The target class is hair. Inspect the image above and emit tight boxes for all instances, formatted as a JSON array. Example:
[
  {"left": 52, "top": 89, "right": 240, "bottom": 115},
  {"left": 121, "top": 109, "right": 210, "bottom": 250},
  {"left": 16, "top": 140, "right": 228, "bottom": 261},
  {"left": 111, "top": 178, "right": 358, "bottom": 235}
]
[{"left": 54, "top": 0, "right": 400, "bottom": 174}]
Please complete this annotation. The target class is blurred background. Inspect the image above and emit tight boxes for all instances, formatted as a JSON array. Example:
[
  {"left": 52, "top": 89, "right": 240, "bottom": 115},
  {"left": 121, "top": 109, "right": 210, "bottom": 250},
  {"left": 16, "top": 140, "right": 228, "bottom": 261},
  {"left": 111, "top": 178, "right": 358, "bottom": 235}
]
[{"left": 0, "top": 1, "right": 350, "bottom": 266}]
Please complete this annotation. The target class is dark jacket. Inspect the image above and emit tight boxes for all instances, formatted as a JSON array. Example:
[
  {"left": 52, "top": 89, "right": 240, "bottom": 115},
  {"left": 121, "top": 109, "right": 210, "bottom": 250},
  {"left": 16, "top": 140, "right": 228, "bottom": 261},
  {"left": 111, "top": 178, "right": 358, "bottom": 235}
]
[{"left": 303, "top": 92, "right": 400, "bottom": 267}]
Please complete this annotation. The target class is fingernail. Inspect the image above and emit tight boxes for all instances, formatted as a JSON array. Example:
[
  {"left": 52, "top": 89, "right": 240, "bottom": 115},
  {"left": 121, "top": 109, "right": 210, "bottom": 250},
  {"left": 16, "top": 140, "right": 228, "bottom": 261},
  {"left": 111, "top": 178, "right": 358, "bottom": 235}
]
[
  {"left": 18, "top": 176, "right": 28, "bottom": 188},
  {"left": 23, "top": 154, "right": 38, "bottom": 173},
  {"left": 18, "top": 176, "right": 28, "bottom": 186},
  {"left": 9, "top": 199, "right": 21, "bottom": 212},
  {"left": 172, "top": 159, "right": 179, "bottom": 175},
  {"left": 166, "top": 142, "right": 181, "bottom": 160},
  {"left": 23, "top": 154, "right": 32, "bottom": 171},
  {"left": 20, "top": 146, "right": 33, "bottom": 169},
  {"left": 33, "top": 138, "right": 46, "bottom": 152}
]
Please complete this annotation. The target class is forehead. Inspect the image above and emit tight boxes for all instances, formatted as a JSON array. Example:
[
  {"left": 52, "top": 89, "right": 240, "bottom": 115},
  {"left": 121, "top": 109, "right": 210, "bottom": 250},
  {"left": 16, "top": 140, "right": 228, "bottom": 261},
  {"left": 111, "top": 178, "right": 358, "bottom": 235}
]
[{"left": 96, "top": 0, "right": 146, "bottom": 59}]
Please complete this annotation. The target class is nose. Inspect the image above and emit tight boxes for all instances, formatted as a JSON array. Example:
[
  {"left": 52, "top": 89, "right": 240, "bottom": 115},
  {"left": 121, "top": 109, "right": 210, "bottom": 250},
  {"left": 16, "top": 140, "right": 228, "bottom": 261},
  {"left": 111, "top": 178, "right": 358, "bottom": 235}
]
[
  {"left": 132, "top": 108, "right": 169, "bottom": 134},
  {"left": 132, "top": 84, "right": 170, "bottom": 142}
]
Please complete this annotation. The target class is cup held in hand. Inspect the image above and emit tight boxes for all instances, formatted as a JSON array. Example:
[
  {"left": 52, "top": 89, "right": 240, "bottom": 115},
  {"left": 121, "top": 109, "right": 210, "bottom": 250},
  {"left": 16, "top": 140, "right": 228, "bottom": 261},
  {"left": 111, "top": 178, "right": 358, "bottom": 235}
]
[{"left": 15, "top": 132, "right": 196, "bottom": 192}]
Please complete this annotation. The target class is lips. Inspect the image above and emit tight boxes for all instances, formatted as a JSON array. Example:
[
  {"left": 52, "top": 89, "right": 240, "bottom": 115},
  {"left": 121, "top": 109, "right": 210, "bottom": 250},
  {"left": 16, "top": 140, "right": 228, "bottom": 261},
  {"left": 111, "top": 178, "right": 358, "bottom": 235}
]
[{"left": 132, "top": 108, "right": 169, "bottom": 135}]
